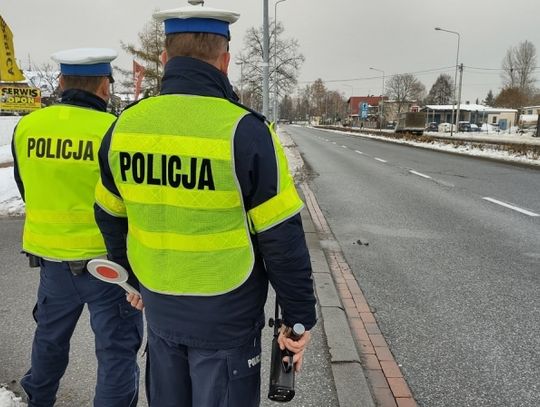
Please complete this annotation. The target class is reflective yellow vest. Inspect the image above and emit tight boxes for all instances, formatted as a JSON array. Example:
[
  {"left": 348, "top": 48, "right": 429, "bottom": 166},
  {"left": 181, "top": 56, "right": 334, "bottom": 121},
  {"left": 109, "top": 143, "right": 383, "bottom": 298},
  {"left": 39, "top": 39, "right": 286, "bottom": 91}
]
[
  {"left": 13, "top": 104, "right": 115, "bottom": 260},
  {"left": 97, "top": 95, "right": 303, "bottom": 295}
]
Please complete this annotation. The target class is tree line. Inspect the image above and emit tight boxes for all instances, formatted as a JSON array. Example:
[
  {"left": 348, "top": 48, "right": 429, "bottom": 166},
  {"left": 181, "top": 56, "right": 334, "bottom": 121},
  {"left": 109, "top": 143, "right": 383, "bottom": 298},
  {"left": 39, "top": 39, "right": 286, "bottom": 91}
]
[{"left": 25, "top": 19, "right": 538, "bottom": 115}]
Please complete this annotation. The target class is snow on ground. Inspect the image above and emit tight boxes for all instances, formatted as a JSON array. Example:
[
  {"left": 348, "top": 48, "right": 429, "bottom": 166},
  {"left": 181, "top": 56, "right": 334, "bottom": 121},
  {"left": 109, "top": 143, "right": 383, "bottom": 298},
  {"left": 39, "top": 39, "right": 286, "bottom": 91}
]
[
  {"left": 317, "top": 127, "right": 540, "bottom": 166},
  {"left": 0, "top": 167, "right": 24, "bottom": 217},
  {"left": 0, "top": 117, "right": 21, "bottom": 146},
  {"left": 277, "top": 128, "right": 304, "bottom": 179},
  {"left": 0, "top": 386, "right": 26, "bottom": 407},
  {"left": 0, "top": 144, "right": 13, "bottom": 165},
  {"left": 0, "top": 116, "right": 20, "bottom": 165}
]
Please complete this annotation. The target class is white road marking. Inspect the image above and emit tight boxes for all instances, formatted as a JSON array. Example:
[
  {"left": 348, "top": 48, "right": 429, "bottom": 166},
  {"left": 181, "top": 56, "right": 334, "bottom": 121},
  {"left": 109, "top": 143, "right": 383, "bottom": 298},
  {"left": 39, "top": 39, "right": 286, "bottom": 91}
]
[
  {"left": 355, "top": 150, "right": 364, "bottom": 155},
  {"left": 332, "top": 142, "right": 337, "bottom": 144},
  {"left": 482, "top": 197, "right": 539, "bottom": 217},
  {"left": 374, "top": 157, "right": 387, "bottom": 163},
  {"left": 409, "top": 170, "right": 432, "bottom": 179},
  {"left": 342, "top": 145, "right": 348, "bottom": 149}
]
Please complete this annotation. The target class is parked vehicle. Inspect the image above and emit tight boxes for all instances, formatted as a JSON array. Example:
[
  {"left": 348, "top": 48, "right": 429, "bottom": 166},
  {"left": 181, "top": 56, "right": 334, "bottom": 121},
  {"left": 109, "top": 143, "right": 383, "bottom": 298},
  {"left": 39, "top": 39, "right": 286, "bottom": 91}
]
[
  {"left": 438, "top": 122, "right": 456, "bottom": 133},
  {"left": 395, "top": 112, "right": 426, "bottom": 135},
  {"left": 426, "top": 122, "right": 438, "bottom": 132},
  {"left": 458, "top": 121, "right": 471, "bottom": 132},
  {"left": 470, "top": 124, "right": 480, "bottom": 132}
]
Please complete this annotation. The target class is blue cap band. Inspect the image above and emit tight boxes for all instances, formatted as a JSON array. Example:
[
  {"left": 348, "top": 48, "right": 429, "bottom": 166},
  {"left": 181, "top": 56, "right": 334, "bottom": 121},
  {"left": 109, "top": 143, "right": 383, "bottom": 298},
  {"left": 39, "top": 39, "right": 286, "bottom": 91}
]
[
  {"left": 60, "top": 63, "right": 112, "bottom": 77},
  {"left": 164, "top": 18, "right": 230, "bottom": 39}
]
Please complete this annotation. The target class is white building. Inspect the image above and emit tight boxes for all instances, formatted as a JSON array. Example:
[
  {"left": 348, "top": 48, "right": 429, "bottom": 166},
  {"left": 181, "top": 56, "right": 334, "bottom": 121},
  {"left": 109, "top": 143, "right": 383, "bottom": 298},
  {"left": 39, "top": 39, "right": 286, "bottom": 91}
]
[{"left": 422, "top": 104, "right": 518, "bottom": 130}]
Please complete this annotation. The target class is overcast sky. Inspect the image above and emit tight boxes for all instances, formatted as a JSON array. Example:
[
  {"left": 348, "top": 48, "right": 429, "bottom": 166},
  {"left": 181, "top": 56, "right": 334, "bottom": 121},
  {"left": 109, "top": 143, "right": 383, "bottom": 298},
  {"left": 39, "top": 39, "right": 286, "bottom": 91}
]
[{"left": 3, "top": 0, "right": 540, "bottom": 103}]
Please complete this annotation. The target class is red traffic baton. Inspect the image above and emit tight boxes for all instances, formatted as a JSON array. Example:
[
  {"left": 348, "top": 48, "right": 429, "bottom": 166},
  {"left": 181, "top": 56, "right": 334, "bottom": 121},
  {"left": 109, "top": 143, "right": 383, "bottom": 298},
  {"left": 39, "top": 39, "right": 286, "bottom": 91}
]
[{"left": 87, "top": 259, "right": 140, "bottom": 296}]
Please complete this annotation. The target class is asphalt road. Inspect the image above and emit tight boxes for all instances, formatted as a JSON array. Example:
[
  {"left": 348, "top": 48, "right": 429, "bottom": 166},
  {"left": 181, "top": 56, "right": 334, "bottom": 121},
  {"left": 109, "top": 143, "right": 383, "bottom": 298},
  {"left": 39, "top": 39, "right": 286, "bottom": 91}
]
[
  {"left": 0, "top": 217, "right": 338, "bottom": 406},
  {"left": 286, "top": 125, "right": 540, "bottom": 407}
]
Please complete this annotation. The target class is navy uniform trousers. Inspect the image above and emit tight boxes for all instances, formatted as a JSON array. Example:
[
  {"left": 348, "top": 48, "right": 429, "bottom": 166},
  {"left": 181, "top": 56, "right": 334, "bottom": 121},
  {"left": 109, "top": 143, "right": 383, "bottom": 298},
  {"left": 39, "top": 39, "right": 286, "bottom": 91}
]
[
  {"left": 21, "top": 259, "right": 143, "bottom": 407},
  {"left": 145, "top": 327, "right": 262, "bottom": 407}
]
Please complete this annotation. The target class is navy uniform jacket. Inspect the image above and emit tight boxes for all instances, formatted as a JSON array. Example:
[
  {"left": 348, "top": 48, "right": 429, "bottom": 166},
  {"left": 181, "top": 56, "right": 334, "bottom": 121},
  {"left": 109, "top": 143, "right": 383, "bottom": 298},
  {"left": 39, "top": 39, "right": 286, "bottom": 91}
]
[
  {"left": 12, "top": 89, "right": 109, "bottom": 202},
  {"left": 95, "top": 56, "right": 317, "bottom": 349}
]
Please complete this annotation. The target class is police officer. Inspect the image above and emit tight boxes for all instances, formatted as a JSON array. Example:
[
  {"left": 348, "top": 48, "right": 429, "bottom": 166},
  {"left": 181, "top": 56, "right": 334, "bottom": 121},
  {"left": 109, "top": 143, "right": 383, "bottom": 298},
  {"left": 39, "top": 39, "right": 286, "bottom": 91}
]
[
  {"left": 94, "top": 6, "right": 317, "bottom": 407},
  {"left": 11, "top": 48, "right": 143, "bottom": 407}
]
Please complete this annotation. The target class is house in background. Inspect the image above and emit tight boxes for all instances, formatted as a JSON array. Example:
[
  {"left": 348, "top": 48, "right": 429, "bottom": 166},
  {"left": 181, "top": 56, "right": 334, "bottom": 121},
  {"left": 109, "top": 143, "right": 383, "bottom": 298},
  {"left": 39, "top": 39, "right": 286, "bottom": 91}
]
[
  {"left": 422, "top": 104, "right": 518, "bottom": 130},
  {"left": 347, "top": 96, "right": 385, "bottom": 127},
  {"left": 519, "top": 105, "right": 540, "bottom": 130}
]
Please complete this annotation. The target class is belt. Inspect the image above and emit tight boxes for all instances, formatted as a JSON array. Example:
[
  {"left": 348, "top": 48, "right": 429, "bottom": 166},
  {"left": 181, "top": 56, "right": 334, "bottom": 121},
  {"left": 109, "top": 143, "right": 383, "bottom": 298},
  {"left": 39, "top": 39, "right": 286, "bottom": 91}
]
[{"left": 27, "top": 254, "right": 89, "bottom": 276}]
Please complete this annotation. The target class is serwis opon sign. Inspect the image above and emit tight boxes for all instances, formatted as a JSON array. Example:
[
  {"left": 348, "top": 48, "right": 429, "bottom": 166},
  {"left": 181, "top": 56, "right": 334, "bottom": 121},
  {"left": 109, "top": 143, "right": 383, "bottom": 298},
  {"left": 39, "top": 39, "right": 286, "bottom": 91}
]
[{"left": 0, "top": 84, "right": 41, "bottom": 112}]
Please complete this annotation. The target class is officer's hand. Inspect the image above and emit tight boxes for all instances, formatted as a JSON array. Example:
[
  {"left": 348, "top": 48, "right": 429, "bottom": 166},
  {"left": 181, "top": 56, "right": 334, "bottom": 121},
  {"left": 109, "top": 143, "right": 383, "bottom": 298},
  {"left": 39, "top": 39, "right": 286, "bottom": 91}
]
[
  {"left": 277, "top": 327, "right": 311, "bottom": 372},
  {"left": 126, "top": 293, "right": 144, "bottom": 311}
]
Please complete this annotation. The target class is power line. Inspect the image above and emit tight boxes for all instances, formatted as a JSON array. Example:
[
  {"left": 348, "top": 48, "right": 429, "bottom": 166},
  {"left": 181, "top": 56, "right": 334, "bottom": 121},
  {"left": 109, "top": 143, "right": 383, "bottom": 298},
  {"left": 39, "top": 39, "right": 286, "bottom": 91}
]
[
  {"left": 298, "top": 65, "right": 455, "bottom": 85},
  {"left": 465, "top": 65, "right": 540, "bottom": 71}
]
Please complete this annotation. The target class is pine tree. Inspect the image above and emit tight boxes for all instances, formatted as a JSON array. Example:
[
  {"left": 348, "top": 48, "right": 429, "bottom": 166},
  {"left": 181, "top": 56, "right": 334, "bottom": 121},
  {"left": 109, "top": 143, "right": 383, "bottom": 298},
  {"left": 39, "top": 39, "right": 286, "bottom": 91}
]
[
  {"left": 426, "top": 74, "right": 453, "bottom": 105},
  {"left": 484, "top": 90, "right": 495, "bottom": 106},
  {"left": 117, "top": 18, "right": 165, "bottom": 98}
]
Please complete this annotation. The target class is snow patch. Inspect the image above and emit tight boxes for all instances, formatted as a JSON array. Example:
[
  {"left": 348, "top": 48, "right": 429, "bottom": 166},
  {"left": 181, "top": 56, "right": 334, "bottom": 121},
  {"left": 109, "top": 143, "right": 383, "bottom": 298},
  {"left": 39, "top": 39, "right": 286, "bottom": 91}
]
[
  {"left": 0, "top": 386, "right": 27, "bottom": 407},
  {"left": 0, "top": 167, "right": 24, "bottom": 217},
  {"left": 0, "top": 116, "right": 21, "bottom": 147}
]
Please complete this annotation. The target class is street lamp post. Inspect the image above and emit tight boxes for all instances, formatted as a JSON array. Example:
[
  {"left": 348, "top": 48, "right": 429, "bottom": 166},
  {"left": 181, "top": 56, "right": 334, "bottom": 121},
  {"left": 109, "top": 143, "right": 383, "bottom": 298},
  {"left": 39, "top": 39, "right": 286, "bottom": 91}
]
[
  {"left": 273, "top": 0, "right": 287, "bottom": 123},
  {"left": 369, "top": 67, "right": 385, "bottom": 129},
  {"left": 235, "top": 61, "right": 244, "bottom": 104},
  {"left": 435, "top": 27, "right": 460, "bottom": 136},
  {"left": 262, "top": 0, "right": 270, "bottom": 118}
]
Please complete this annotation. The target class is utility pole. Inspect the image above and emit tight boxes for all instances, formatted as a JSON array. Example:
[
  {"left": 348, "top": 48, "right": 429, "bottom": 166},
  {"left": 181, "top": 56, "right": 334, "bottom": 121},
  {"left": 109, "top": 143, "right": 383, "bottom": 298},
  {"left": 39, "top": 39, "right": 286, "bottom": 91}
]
[
  {"left": 235, "top": 61, "right": 244, "bottom": 104},
  {"left": 273, "top": 0, "right": 287, "bottom": 123},
  {"left": 262, "top": 0, "right": 270, "bottom": 119},
  {"left": 456, "top": 63, "right": 464, "bottom": 132},
  {"left": 435, "top": 27, "right": 460, "bottom": 136},
  {"left": 536, "top": 109, "right": 540, "bottom": 137}
]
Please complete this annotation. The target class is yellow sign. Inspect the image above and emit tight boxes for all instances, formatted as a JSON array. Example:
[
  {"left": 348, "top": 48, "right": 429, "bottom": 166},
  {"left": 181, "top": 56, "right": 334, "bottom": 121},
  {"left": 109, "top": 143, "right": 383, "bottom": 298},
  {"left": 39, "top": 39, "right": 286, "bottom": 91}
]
[
  {"left": 0, "top": 15, "right": 25, "bottom": 82},
  {"left": 0, "top": 85, "right": 41, "bottom": 112}
]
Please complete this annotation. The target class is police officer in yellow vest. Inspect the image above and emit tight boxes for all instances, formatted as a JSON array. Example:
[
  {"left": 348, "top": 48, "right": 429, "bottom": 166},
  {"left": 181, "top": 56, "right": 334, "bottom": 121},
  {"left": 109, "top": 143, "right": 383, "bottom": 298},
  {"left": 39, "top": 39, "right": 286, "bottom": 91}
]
[
  {"left": 94, "top": 6, "right": 317, "bottom": 407},
  {"left": 11, "top": 48, "right": 143, "bottom": 407}
]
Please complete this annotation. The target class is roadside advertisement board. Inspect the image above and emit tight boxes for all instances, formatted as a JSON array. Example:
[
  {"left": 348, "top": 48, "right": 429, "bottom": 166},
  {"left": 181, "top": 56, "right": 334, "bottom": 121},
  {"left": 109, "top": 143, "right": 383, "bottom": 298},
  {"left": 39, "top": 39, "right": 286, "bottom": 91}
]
[{"left": 0, "top": 84, "right": 41, "bottom": 112}]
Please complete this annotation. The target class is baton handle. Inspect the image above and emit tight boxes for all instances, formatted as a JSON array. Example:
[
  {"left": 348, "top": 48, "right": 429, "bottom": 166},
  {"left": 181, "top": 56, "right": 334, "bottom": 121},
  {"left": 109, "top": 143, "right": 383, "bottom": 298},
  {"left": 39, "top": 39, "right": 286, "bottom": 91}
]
[{"left": 119, "top": 282, "right": 141, "bottom": 296}]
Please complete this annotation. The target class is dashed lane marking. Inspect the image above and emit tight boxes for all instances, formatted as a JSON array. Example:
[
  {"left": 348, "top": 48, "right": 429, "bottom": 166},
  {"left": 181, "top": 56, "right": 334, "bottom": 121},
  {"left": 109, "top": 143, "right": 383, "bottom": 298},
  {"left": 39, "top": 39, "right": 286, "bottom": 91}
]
[
  {"left": 342, "top": 145, "right": 348, "bottom": 149},
  {"left": 374, "top": 157, "right": 387, "bottom": 163},
  {"left": 355, "top": 150, "right": 364, "bottom": 155},
  {"left": 483, "top": 197, "right": 539, "bottom": 217},
  {"left": 409, "top": 170, "right": 432, "bottom": 179}
]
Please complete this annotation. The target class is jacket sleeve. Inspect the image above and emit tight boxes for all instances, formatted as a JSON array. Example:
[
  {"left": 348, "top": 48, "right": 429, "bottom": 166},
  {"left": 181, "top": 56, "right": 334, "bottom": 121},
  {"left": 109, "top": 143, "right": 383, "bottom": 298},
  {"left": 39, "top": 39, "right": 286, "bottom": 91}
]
[
  {"left": 234, "top": 115, "right": 317, "bottom": 330},
  {"left": 11, "top": 125, "right": 25, "bottom": 201},
  {"left": 94, "top": 123, "right": 133, "bottom": 278}
]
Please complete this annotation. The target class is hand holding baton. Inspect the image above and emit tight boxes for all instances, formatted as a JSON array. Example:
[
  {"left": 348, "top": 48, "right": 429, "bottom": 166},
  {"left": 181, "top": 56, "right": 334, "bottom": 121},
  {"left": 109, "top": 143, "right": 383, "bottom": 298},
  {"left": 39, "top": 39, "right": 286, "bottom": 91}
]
[
  {"left": 268, "top": 301, "right": 306, "bottom": 402},
  {"left": 86, "top": 259, "right": 140, "bottom": 296}
]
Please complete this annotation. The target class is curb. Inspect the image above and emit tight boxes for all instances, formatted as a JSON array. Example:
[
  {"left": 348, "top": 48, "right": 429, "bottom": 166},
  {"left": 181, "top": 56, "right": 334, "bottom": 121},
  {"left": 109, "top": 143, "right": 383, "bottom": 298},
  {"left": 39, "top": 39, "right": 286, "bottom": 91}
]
[
  {"left": 301, "top": 207, "right": 375, "bottom": 407},
  {"left": 300, "top": 182, "right": 418, "bottom": 407}
]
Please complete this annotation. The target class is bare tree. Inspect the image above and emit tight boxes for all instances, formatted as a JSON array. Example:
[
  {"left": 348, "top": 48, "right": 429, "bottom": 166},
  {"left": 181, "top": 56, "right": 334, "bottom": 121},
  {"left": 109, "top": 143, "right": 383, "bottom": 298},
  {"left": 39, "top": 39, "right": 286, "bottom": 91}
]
[
  {"left": 25, "top": 63, "right": 61, "bottom": 105},
  {"left": 118, "top": 17, "right": 164, "bottom": 97},
  {"left": 385, "top": 73, "right": 426, "bottom": 114},
  {"left": 501, "top": 40, "right": 537, "bottom": 95},
  {"left": 310, "top": 79, "right": 327, "bottom": 117},
  {"left": 426, "top": 74, "right": 453, "bottom": 105},
  {"left": 237, "top": 20, "right": 304, "bottom": 112},
  {"left": 279, "top": 94, "right": 294, "bottom": 121},
  {"left": 501, "top": 49, "right": 518, "bottom": 89},
  {"left": 494, "top": 87, "right": 528, "bottom": 109},
  {"left": 295, "top": 85, "right": 312, "bottom": 122}
]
